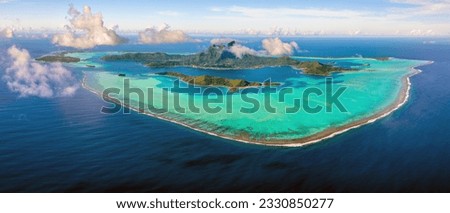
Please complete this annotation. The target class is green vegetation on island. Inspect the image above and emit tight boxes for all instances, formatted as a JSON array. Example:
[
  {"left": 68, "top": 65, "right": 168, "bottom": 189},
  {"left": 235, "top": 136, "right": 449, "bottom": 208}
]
[
  {"left": 36, "top": 54, "right": 80, "bottom": 63},
  {"left": 157, "top": 71, "right": 281, "bottom": 91},
  {"left": 102, "top": 41, "right": 347, "bottom": 76},
  {"left": 298, "top": 61, "right": 344, "bottom": 76}
]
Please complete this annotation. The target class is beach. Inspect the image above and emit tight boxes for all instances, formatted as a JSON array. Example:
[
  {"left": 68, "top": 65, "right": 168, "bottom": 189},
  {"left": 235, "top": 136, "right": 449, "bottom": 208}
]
[{"left": 81, "top": 61, "right": 433, "bottom": 147}]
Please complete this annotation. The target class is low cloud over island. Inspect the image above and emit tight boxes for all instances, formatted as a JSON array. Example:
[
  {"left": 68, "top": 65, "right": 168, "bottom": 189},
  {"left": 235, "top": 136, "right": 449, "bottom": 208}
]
[{"left": 211, "top": 37, "right": 299, "bottom": 58}]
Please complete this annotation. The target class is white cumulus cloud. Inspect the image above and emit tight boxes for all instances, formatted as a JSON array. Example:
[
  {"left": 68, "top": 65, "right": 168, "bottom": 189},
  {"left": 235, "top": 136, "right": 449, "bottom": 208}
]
[
  {"left": 262, "top": 37, "right": 299, "bottom": 56},
  {"left": 3, "top": 46, "right": 79, "bottom": 98},
  {"left": 409, "top": 29, "right": 435, "bottom": 36},
  {"left": 209, "top": 38, "right": 257, "bottom": 58},
  {"left": 209, "top": 37, "right": 299, "bottom": 58},
  {"left": 210, "top": 38, "right": 235, "bottom": 45},
  {"left": 138, "top": 23, "right": 191, "bottom": 44},
  {"left": 0, "top": 27, "right": 14, "bottom": 38},
  {"left": 52, "top": 5, "right": 125, "bottom": 49},
  {"left": 228, "top": 44, "right": 257, "bottom": 58}
]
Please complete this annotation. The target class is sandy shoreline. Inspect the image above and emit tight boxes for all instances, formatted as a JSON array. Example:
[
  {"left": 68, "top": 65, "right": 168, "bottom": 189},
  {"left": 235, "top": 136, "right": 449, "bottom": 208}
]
[{"left": 82, "top": 61, "right": 433, "bottom": 147}]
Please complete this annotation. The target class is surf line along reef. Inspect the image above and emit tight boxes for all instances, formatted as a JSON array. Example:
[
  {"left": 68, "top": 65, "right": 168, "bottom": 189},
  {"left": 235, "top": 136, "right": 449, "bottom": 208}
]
[{"left": 39, "top": 41, "right": 432, "bottom": 146}]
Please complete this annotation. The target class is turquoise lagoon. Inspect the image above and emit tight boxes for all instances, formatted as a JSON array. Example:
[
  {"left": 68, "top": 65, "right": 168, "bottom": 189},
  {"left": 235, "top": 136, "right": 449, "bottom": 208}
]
[{"left": 75, "top": 52, "right": 430, "bottom": 145}]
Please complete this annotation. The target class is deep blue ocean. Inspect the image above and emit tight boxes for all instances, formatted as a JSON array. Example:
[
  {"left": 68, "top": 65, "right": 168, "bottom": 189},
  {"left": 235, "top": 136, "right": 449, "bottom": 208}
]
[{"left": 1, "top": 37, "right": 449, "bottom": 192}]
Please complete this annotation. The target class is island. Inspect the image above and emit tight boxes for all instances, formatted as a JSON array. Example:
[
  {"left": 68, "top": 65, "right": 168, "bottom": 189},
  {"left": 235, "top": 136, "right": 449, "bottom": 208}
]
[
  {"left": 36, "top": 54, "right": 80, "bottom": 63},
  {"left": 102, "top": 41, "right": 347, "bottom": 76},
  {"left": 157, "top": 71, "right": 281, "bottom": 92},
  {"left": 79, "top": 49, "right": 431, "bottom": 146}
]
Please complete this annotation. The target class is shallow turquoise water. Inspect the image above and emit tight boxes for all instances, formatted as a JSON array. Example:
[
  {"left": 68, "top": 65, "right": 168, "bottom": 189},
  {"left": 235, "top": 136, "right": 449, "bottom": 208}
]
[
  {"left": 1, "top": 37, "right": 449, "bottom": 192},
  {"left": 80, "top": 52, "right": 428, "bottom": 143}
]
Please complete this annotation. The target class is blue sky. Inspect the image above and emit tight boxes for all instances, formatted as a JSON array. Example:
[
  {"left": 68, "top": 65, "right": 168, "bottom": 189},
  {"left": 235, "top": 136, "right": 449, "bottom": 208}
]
[{"left": 1, "top": 0, "right": 449, "bottom": 36}]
